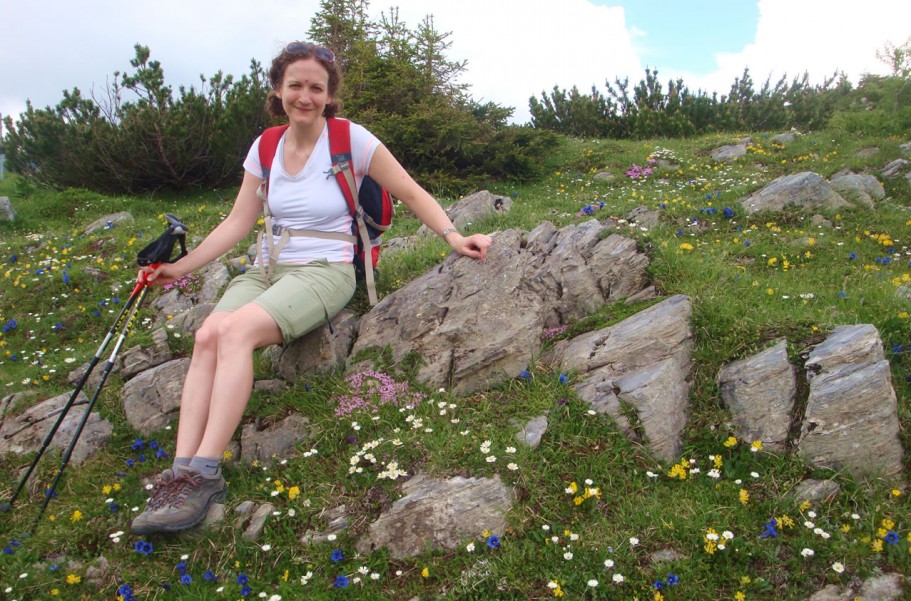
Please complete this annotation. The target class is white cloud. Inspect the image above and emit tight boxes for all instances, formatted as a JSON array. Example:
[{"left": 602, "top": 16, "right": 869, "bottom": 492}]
[{"left": 676, "top": 0, "right": 911, "bottom": 97}]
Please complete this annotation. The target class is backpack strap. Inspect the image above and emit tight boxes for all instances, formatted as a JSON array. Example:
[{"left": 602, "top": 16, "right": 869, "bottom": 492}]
[
  {"left": 256, "top": 125, "right": 290, "bottom": 284},
  {"left": 327, "top": 117, "right": 380, "bottom": 305}
]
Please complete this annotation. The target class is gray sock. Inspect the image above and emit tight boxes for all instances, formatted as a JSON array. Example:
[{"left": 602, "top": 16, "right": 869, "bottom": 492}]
[
  {"left": 173, "top": 457, "right": 192, "bottom": 474},
  {"left": 188, "top": 455, "right": 221, "bottom": 477}
]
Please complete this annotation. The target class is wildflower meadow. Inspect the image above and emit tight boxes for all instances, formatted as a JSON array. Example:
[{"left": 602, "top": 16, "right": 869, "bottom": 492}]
[{"left": 1, "top": 126, "right": 911, "bottom": 600}]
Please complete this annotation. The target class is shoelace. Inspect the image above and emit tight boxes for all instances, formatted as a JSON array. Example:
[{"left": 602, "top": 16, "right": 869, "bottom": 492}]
[
  {"left": 146, "top": 473, "right": 177, "bottom": 510},
  {"left": 157, "top": 474, "right": 203, "bottom": 509}
]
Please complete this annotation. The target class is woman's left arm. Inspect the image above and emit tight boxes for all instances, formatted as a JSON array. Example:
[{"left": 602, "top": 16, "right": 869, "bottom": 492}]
[{"left": 367, "top": 144, "right": 492, "bottom": 260}]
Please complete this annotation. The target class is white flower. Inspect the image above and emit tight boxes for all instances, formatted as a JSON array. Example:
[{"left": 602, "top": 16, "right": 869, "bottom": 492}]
[
  {"left": 358, "top": 566, "right": 370, "bottom": 575},
  {"left": 261, "top": 544, "right": 271, "bottom": 551},
  {"left": 851, "top": 513, "right": 860, "bottom": 520},
  {"left": 569, "top": 533, "right": 580, "bottom": 541},
  {"left": 612, "top": 573, "right": 624, "bottom": 584},
  {"left": 832, "top": 562, "right": 845, "bottom": 573},
  {"left": 801, "top": 548, "right": 815, "bottom": 557},
  {"left": 690, "top": 467, "right": 701, "bottom": 475},
  {"left": 587, "top": 579, "right": 599, "bottom": 588},
  {"left": 370, "top": 573, "right": 380, "bottom": 580},
  {"left": 722, "top": 531, "right": 734, "bottom": 540},
  {"left": 505, "top": 446, "right": 517, "bottom": 454},
  {"left": 646, "top": 471, "right": 658, "bottom": 478},
  {"left": 807, "top": 511, "right": 817, "bottom": 519},
  {"left": 707, "top": 469, "right": 721, "bottom": 479},
  {"left": 706, "top": 532, "right": 719, "bottom": 541},
  {"left": 563, "top": 551, "right": 573, "bottom": 560},
  {"left": 547, "top": 581, "right": 558, "bottom": 590},
  {"left": 629, "top": 536, "right": 639, "bottom": 546},
  {"left": 327, "top": 534, "right": 337, "bottom": 541},
  {"left": 466, "top": 542, "right": 475, "bottom": 552},
  {"left": 604, "top": 559, "right": 614, "bottom": 569},
  {"left": 751, "top": 471, "right": 760, "bottom": 478},
  {"left": 542, "top": 525, "right": 551, "bottom": 531},
  {"left": 268, "top": 595, "right": 281, "bottom": 601},
  {"left": 486, "top": 455, "right": 497, "bottom": 463},
  {"left": 507, "top": 462, "right": 519, "bottom": 471},
  {"left": 584, "top": 479, "right": 594, "bottom": 486}
]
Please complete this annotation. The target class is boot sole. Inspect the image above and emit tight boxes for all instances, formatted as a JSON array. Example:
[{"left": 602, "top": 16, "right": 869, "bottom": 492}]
[{"left": 130, "top": 483, "right": 227, "bottom": 535}]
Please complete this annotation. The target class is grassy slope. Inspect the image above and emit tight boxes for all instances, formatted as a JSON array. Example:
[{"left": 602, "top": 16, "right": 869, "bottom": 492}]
[{"left": 0, "top": 127, "right": 910, "bottom": 600}]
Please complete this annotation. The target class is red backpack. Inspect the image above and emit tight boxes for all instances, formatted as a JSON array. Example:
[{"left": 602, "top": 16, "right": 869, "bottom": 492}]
[{"left": 256, "top": 117, "right": 394, "bottom": 305}]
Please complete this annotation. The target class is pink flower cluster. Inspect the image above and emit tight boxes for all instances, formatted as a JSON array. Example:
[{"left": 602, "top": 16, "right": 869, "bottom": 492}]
[
  {"left": 334, "top": 369, "right": 427, "bottom": 417},
  {"left": 624, "top": 164, "right": 654, "bottom": 179}
]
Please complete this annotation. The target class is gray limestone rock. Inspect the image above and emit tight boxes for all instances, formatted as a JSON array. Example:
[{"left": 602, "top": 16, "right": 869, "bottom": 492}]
[
  {"left": 544, "top": 295, "right": 693, "bottom": 461},
  {"left": 798, "top": 325, "right": 904, "bottom": 479},
  {"left": 356, "top": 473, "right": 514, "bottom": 560},
  {"left": 122, "top": 358, "right": 191, "bottom": 435},
  {"left": 717, "top": 339, "right": 795, "bottom": 451},
  {"left": 739, "top": 172, "right": 851, "bottom": 215}
]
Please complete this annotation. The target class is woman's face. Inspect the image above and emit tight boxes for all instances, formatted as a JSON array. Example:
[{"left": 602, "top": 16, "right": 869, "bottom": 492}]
[{"left": 277, "top": 57, "right": 331, "bottom": 126}]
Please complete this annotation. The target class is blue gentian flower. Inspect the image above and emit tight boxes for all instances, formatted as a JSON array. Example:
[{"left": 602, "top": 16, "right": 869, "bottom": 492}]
[
  {"left": 486, "top": 535, "right": 500, "bottom": 548},
  {"left": 759, "top": 517, "right": 778, "bottom": 539},
  {"left": 330, "top": 549, "right": 344, "bottom": 563},
  {"left": 885, "top": 530, "right": 899, "bottom": 545},
  {"left": 203, "top": 570, "right": 217, "bottom": 582},
  {"left": 666, "top": 574, "right": 679, "bottom": 586},
  {"left": 236, "top": 574, "right": 249, "bottom": 585},
  {"left": 334, "top": 575, "right": 350, "bottom": 588},
  {"left": 180, "top": 574, "right": 192, "bottom": 585},
  {"left": 240, "top": 585, "right": 252, "bottom": 597},
  {"left": 133, "top": 540, "right": 154, "bottom": 556}
]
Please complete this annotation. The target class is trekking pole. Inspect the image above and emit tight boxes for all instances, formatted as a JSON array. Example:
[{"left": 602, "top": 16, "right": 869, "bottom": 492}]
[{"left": 0, "top": 214, "right": 188, "bottom": 521}]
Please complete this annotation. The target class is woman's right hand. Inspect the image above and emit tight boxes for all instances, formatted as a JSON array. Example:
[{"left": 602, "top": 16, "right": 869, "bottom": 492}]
[{"left": 140, "top": 262, "right": 185, "bottom": 287}]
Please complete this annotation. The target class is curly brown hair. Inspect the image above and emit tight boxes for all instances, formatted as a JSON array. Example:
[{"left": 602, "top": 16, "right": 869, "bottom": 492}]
[{"left": 265, "top": 42, "right": 342, "bottom": 119}]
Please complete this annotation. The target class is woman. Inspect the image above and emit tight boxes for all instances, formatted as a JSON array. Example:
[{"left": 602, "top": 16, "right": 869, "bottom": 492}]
[{"left": 131, "top": 42, "right": 492, "bottom": 534}]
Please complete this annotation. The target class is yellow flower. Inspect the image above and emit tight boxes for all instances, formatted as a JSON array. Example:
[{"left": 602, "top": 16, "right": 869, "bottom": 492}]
[
  {"left": 51, "top": 589, "right": 59, "bottom": 596},
  {"left": 739, "top": 489, "right": 750, "bottom": 505},
  {"left": 102, "top": 485, "right": 112, "bottom": 495},
  {"left": 714, "top": 455, "right": 723, "bottom": 469},
  {"left": 654, "top": 592, "right": 664, "bottom": 601},
  {"left": 421, "top": 567, "right": 429, "bottom": 578},
  {"left": 66, "top": 574, "right": 81, "bottom": 584},
  {"left": 679, "top": 242, "right": 694, "bottom": 251},
  {"left": 882, "top": 518, "right": 895, "bottom": 530},
  {"left": 872, "top": 539, "right": 883, "bottom": 552},
  {"left": 567, "top": 482, "right": 578, "bottom": 494},
  {"left": 735, "top": 592, "right": 746, "bottom": 601},
  {"left": 223, "top": 449, "right": 233, "bottom": 461},
  {"left": 740, "top": 576, "right": 751, "bottom": 585},
  {"left": 723, "top": 436, "right": 737, "bottom": 448},
  {"left": 287, "top": 486, "right": 300, "bottom": 500},
  {"left": 573, "top": 496, "right": 584, "bottom": 506},
  {"left": 799, "top": 499, "right": 811, "bottom": 511},
  {"left": 70, "top": 510, "right": 83, "bottom": 522},
  {"left": 750, "top": 440, "right": 763, "bottom": 452}
]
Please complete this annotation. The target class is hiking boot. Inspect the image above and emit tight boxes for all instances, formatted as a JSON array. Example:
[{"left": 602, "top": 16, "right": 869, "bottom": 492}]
[
  {"left": 131, "top": 468, "right": 178, "bottom": 534},
  {"left": 130, "top": 467, "right": 226, "bottom": 534}
]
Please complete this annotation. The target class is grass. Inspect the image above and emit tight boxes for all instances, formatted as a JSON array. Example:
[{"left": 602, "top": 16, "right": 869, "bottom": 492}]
[{"left": 1, "top": 125, "right": 911, "bottom": 600}]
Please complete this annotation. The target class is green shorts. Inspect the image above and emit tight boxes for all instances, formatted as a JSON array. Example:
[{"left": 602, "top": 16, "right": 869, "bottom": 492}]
[{"left": 214, "top": 261, "right": 356, "bottom": 345}]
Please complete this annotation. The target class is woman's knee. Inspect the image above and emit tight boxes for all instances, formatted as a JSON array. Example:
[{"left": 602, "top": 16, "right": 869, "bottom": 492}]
[{"left": 194, "top": 312, "right": 230, "bottom": 351}]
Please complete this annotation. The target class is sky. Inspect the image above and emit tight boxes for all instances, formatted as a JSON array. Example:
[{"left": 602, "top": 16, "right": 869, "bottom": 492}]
[{"left": 1, "top": 0, "right": 910, "bottom": 130}]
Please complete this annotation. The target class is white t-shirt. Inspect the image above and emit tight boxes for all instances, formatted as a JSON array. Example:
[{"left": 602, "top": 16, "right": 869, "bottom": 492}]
[{"left": 243, "top": 120, "right": 380, "bottom": 265}]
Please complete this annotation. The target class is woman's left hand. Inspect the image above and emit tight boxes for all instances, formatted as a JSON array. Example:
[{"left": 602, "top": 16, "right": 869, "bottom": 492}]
[{"left": 448, "top": 233, "right": 493, "bottom": 260}]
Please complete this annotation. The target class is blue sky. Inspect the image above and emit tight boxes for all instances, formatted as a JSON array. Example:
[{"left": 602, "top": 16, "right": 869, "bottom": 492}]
[
  {"left": 609, "top": 1, "right": 759, "bottom": 74},
  {"left": 0, "top": 0, "right": 908, "bottom": 126}
]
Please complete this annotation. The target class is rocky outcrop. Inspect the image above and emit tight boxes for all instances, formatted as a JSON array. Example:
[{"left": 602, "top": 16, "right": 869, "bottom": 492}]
[
  {"left": 355, "top": 473, "right": 514, "bottom": 560},
  {"left": 798, "top": 325, "right": 904, "bottom": 479},
  {"left": 738, "top": 172, "right": 852, "bottom": 214},
  {"left": 351, "top": 222, "right": 653, "bottom": 395},
  {"left": 122, "top": 358, "right": 191, "bottom": 436},
  {"left": 717, "top": 339, "right": 796, "bottom": 451},
  {"left": 544, "top": 295, "right": 694, "bottom": 461}
]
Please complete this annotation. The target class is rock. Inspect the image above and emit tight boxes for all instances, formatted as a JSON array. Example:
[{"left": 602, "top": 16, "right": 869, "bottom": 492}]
[
  {"left": 808, "top": 585, "right": 853, "bottom": 601},
  {"left": 738, "top": 172, "right": 851, "bottom": 215},
  {"left": 899, "top": 141, "right": 911, "bottom": 156},
  {"left": 240, "top": 413, "right": 310, "bottom": 465},
  {"left": 648, "top": 548, "right": 686, "bottom": 565},
  {"left": 165, "top": 303, "right": 215, "bottom": 334},
  {"left": 710, "top": 143, "right": 748, "bottom": 162},
  {"left": 418, "top": 190, "right": 512, "bottom": 236},
  {"left": 117, "top": 328, "right": 172, "bottom": 380},
  {"left": 243, "top": 502, "right": 275, "bottom": 540},
  {"left": 350, "top": 222, "right": 651, "bottom": 395},
  {"left": 881, "top": 158, "right": 909, "bottom": 179},
  {"left": 544, "top": 295, "right": 693, "bottom": 461},
  {"left": 0, "top": 390, "right": 112, "bottom": 465},
  {"left": 356, "top": 473, "right": 514, "bottom": 560},
  {"left": 301, "top": 505, "right": 349, "bottom": 545},
  {"left": 798, "top": 325, "right": 904, "bottom": 479},
  {"left": 253, "top": 379, "right": 288, "bottom": 395},
  {"left": 828, "top": 173, "right": 885, "bottom": 209},
  {"left": 857, "top": 573, "right": 903, "bottom": 600},
  {"left": 594, "top": 171, "right": 616, "bottom": 182},
  {"left": 203, "top": 503, "right": 226, "bottom": 527},
  {"left": 717, "top": 339, "right": 795, "bottom": 451},
  {"left": 276, "top": 309, "right": 358, "bottom": 380},
  {"left": 790, "top": 479, "right": 840, "bottom": 503},
  {"left": 84, "top": 211, "right": 134, "bottom": 235},
  {"left": 152, "top": 261, "right": 229, "bottom": 319},
  {"left": 772, "top": 132, "right": 797, "bottom": 145},
  {"left": 626, "top": 205, "right": 661, "bottom": 229},
  {"left": 513, "top": 415, "right": 548, "bottom": 449},
  {"left": 122, "top": 358, "right": 191, "bottom": 435},
  {"left": 0, "top": 196, "right": 14, "bottom": 221},
  {"left": 853, "top": 147, "right": 880, "bottom": 158}
]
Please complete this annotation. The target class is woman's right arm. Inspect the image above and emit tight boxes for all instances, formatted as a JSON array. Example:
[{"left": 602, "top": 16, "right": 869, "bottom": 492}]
[{"left": 144, "top": 171, "right": 264, "bottom": 286}]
